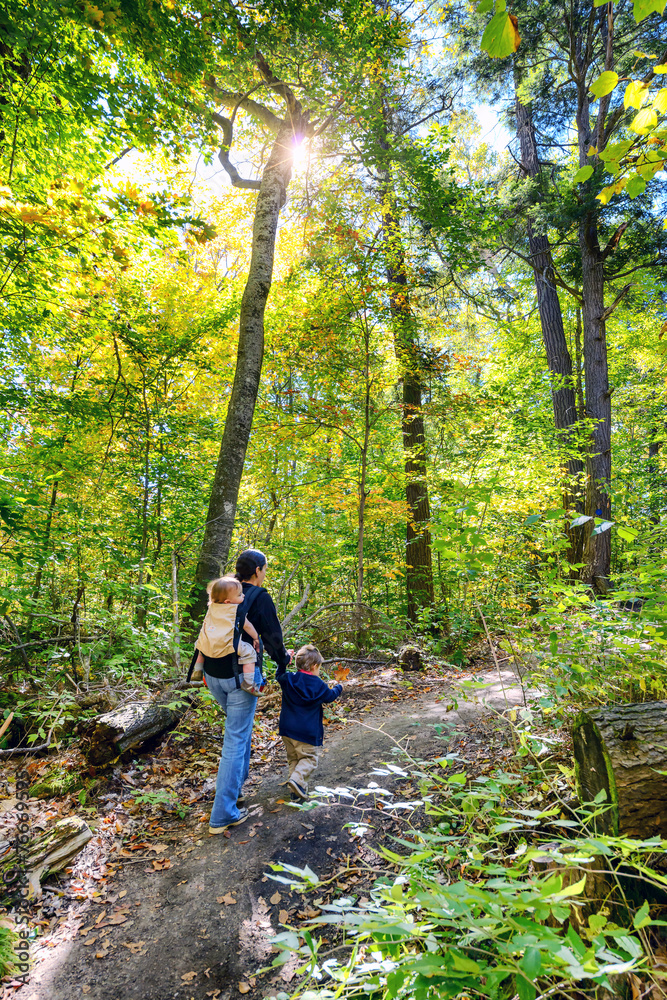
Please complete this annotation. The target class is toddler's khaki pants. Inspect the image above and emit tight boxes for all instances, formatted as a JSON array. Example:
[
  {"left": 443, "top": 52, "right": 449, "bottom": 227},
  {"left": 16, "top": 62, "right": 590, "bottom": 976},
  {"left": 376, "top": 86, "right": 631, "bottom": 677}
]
[{"left": 281, "top": 736, "right": 320, "bottom": 789}]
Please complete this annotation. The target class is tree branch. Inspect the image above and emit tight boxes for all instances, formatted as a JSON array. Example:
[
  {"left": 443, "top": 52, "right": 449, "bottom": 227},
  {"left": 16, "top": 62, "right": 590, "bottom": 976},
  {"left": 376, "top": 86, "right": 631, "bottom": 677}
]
[
  {"left": 206, "top": 76, "right": 282, "bottom": 133},
  {"left": 600, "top": 283, "right": 631, "bottom": 322},
  {"left": 211, "top": 111, "right": 261, "bottom": 190}
]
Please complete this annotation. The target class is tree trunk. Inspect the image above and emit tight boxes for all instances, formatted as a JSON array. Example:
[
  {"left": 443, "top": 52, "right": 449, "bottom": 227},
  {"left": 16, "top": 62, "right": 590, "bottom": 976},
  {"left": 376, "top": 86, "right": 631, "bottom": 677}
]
[
  {"left": 572, "top": 702, "right": 667, "bottom": 837},
  {"left": 1, "top": 816, "right": 93, "bottom": 902},
  {"left": 514, "top": 87, "right": 585, "bottom": 565},
  {"left": 576, "top": 109, "right": 612, "bottom": 590},
  {"left": 187, "top": 119, "right": 300, "bottom": 623},
  {"left": 79, "top": 694, "right": 192, "bottom": 765}
]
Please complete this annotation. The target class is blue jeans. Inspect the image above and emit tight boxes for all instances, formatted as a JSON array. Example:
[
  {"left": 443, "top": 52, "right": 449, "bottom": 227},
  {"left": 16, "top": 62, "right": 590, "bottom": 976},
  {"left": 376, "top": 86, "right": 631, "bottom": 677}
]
[{"left": 205, "top": 668, "right": 261, "bottom": 828}]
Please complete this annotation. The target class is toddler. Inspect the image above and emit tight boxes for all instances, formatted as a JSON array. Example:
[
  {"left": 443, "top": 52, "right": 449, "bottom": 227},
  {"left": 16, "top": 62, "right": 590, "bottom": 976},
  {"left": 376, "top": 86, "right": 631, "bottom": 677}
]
[
  {"left": 276, "top": 644, "right": 342, "bottom": 799},
  {"left": 192, "top": 576, "right": 261, "bottom": 694}
]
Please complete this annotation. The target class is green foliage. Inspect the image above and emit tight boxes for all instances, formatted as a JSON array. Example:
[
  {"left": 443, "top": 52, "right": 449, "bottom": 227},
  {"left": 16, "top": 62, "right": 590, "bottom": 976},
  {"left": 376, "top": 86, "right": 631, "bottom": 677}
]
[{"left": 267, "top": 753, "right": 665, "bottom": 1000}]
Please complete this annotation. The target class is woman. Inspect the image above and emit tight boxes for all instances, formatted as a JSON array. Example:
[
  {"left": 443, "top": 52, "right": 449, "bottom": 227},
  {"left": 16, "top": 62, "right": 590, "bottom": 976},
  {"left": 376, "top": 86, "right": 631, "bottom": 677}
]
[{"left": 204, "top": 548, "right": 291, "bottom": 834}]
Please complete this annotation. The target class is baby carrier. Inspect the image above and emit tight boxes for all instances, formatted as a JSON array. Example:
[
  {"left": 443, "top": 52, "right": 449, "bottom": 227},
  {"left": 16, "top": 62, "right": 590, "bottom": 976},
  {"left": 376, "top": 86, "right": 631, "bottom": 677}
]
[{"left": 186, "top": 584, "right": 265, "bottom": 688}]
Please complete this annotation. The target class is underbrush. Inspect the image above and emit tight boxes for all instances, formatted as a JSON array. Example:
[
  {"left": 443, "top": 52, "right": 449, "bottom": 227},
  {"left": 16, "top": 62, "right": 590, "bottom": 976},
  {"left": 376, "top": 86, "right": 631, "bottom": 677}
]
[{"left": 265, "top": 741, "right": 667, "bottom": 1000}]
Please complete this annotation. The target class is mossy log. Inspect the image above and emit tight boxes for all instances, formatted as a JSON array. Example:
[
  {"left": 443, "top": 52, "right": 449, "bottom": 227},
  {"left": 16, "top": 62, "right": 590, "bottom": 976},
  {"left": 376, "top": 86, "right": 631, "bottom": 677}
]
[
  {"left": 1, "top": 816, "right": 93, "bottom": 902},
  {"left": 572, "top": 701, "right": 667, "bottom": 837},
  {"left": 81, "top": 693, "right": 191, "bottom": 765}
]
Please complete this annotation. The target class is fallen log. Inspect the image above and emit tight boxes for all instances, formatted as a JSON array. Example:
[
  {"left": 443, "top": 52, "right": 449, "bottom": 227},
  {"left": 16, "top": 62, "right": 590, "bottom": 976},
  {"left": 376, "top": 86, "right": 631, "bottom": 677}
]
[
  {"left": 1, "top": 816, "right": 93, "bottom": 901},
  {"left": 80, "top": 693, "right": 192, "bottom": 765},
  {"left": 572, "top": 701, "right": 667, "bottom": 837}
]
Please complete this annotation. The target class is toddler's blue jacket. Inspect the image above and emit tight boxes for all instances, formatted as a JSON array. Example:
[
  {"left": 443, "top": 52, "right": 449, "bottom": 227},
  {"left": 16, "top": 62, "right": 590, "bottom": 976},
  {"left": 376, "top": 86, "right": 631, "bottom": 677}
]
[{"left": 276, "top": 664, "right": 342, "bottom": 747}]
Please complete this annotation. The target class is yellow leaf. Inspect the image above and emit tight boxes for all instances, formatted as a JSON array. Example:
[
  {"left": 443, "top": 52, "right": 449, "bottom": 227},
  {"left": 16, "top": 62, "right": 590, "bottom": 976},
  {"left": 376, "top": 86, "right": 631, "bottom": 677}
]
[
  {"left": 630, "top": 108, "right": 658, "bottom": 134},
  {"left": 270, "top": 891, "right": 282, "bottom": 904},
  {"left": 278, "top": 908, "right": 290, "bottom": 923},
  {"left": 640, "top": 676, "right": 647, "bottom": 691},
  {"left": 181, "top": 971, "right": 197, "bottom": 982},
  {"left": 653, "top": 88, "right": 667, "bottom": 113},
  {"left": 238, "top": 983, "right": 251, "bottom": 994},
  {"left": 624, "top": 80, "right": 650, "bottom": 110}
]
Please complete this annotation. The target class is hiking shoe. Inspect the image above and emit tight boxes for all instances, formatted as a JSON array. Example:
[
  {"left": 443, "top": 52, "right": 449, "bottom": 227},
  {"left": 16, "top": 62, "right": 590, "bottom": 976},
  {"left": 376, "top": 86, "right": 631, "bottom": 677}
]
[
  {"left": 209, "top": 808, "right": 249, "bottom": 835},
  {"left": 287, "top": 779, "right": 307, "bottom": 800}
]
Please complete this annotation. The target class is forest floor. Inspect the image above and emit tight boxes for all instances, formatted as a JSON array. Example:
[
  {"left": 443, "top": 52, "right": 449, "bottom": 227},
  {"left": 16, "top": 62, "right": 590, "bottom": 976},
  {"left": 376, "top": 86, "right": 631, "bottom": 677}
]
[{"left": 0, "top": 652, "right": 536, "bottom": 1000}]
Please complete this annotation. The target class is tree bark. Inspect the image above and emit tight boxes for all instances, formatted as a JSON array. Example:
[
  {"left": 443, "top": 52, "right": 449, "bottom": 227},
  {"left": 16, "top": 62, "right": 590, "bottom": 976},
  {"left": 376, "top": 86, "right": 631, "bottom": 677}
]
[
  {"left": 514, "top": 86, "right": 585, "bottom": 565},
  {"left": 575, "top": 70, "right": 612, "bottom": 590},
  {"left": 379, "top": 126, "right": 434, "bottom": 620},
  {"left": 572, "top": 702, "right": 667, "bottom": 837},
  {"left": 187, "top": 117, "right": 302, "bottom": 622}
]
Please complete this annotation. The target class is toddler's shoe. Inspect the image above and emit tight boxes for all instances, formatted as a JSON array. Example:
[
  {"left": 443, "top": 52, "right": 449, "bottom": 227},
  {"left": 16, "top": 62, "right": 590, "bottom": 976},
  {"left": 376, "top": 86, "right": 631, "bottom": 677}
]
[
  {"left": 241, "top": 678, "right": 265, "bottom": 698},
  {"left": 287, "top": 778, "right": 308, "bottom": 800},
  {"left": 191, "top": 667, "right": 204, "bottom": 682}
]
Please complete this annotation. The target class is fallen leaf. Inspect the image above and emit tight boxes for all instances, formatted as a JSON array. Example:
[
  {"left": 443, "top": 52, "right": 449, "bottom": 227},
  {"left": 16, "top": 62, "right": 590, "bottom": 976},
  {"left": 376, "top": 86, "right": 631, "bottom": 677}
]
[
  {"left": 95, "top": 950, "right": 108, "bottom": 959},
  {"left": 238, "top": 983, "right": 250, "bottom": 994},
  {"left": 149, "top": 844, "right": 169, "bottom": 854},
  {"left": 152, "top": 858, "right": 171, "bottom": 870},
  {"left": 83, "top": 937, "right": 98, "bottom": 947},
  {"left": 122, "top": 941, "right": 146, "bottom": 954},
  {"left": 334, "top": 666, "right": 350, "bottom": 681},
  {"left": 278, "top": 909, "right": 290, "bottom": 923},
  {"left": 82, "top": 988, "right": 91, "bottom": 994},
  {"left": 104, "top": 912, "right": 129, "bottom": 926},
  {"left": 270, "top": 891, "right": 281, "bottom": 904},
  {"left": 118, "top": 890, "right": 127, "bottom": 899},
  {"left": 237, "top": 840, "right": 250, "bottom": 845},
  {"left": 220, "top": 894, "right": 236, "bottom": 905},
  {"left": 181, "top": 971, "right": 197, "bottom": 982}
]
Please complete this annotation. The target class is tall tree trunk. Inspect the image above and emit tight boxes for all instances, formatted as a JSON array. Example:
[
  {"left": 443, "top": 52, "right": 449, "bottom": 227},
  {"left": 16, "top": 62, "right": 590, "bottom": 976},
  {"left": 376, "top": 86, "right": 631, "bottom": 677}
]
[
  {"left": 378, "top": 103, "right": 434, "bottom": 623},
  {"left": 381, "top": 190, "right": 434, "bottom": 621},
  {"left": 357, "top": 374, "right": 371, "bottom": 606},
  {"left": 575, "top": 62, "right": 612, "bottom": 591},
  {"left": 187, "top": 119, "right": 299, "bottom": 623},
  {"left": 514, "top": 84, "right": 585, "bottom": 564}
]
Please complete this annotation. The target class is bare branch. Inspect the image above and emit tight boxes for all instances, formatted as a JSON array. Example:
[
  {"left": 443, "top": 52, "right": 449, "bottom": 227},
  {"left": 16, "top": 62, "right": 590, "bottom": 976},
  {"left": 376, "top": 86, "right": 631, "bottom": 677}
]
[
  {"left": 281, "top": 582, "right": 311, "bottom": 631},
  {"left": 206, "top": 76, "right": 282, "bottom": 133},
  {"left": 600, "top": 282, "right": 631, "bottom": 322},
  {"left": 211, "top": 111, "right": 261, "bottom": 190}
]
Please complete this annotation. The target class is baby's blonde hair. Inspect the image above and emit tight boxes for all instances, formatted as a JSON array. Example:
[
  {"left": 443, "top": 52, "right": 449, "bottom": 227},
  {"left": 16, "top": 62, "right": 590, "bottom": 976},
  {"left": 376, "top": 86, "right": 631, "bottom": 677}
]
[
  {"left": 207, "top": 576, "right": 242, "bottom": 603},
  {"left": 295, "top": 644, "right": 322, "bottom": 672}
]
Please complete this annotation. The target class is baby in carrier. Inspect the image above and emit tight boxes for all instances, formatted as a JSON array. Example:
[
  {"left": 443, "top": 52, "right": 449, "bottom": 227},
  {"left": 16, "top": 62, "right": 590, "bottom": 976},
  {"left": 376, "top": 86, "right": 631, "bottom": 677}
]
[{"left": 192, "top": 576, "right": 262, "bottom": 695}]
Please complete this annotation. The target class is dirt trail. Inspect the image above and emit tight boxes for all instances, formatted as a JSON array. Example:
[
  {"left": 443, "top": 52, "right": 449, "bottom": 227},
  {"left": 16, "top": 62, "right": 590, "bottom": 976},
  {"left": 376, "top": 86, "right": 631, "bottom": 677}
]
[{"left": 20, "top": 667, "right": 526, "bottom": 1000}]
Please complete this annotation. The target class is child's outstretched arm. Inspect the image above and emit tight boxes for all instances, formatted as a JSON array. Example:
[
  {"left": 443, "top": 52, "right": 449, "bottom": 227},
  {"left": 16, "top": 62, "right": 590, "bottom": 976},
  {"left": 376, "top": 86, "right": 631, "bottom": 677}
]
[
  {"left": 244, "top": 618, "right": 259, "bottom": 642},
  {"left": 321, "top": 683, "right": 343, "bottom": 703}
]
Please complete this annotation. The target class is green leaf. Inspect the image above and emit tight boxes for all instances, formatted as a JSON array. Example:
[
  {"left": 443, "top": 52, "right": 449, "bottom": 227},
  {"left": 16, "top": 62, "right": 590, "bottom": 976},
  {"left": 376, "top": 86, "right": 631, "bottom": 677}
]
[
  {"left": 481, "top": 11, "right": 521, "bottom": 58},
  {"left": 451, "top": 952, "right": 482, "bottom": 973},
  {"left": 476, "top": 0, "right": 494, "bottom": 11},
  {"left": 634, "top": 900, "right": 651, "bottom": 928},
  {"left": 617, "top": 526, "right": 639, "bottom": 542},
  {"left": 573, "top": 165, "right": 594, "bottom": 183},
  {"left": 524, "top": 514, "right": 541, "bottom": 524},
  {"left": 625, "top": 173, "right": 647, "bottom": 198},
  {"left": 522, "top": 947, "right": 542, "bottom": 979},
  {"left": 590, "top": 71, "right": 619, "bottom": 98},
  {"left": 654, "top": 88, "right": 667, "bottom": 113},
  {"left": 517, "top": 976, "right": 537, "bottom": 1000},
  {"left": 549, "top": 631, "right": 558, "bottom": 655},
  {"left": 591, "top": 519, "right": 614, "bottom": 535},
  {"left": 633, "top": 0, "right": 666, "bottom": 21}
]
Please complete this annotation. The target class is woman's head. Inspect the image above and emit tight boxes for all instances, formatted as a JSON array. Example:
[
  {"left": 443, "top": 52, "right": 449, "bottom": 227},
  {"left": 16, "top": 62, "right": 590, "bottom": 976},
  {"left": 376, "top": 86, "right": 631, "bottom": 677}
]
[{"left": 235, "top": 548, "right": 268, "bottom": 584}]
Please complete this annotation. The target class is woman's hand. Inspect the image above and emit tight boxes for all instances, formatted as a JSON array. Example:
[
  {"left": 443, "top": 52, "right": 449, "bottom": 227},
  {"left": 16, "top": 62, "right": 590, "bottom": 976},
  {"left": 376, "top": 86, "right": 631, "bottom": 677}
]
[{"left": 253, "top": 639, "right": 260, "bottom": 653}]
